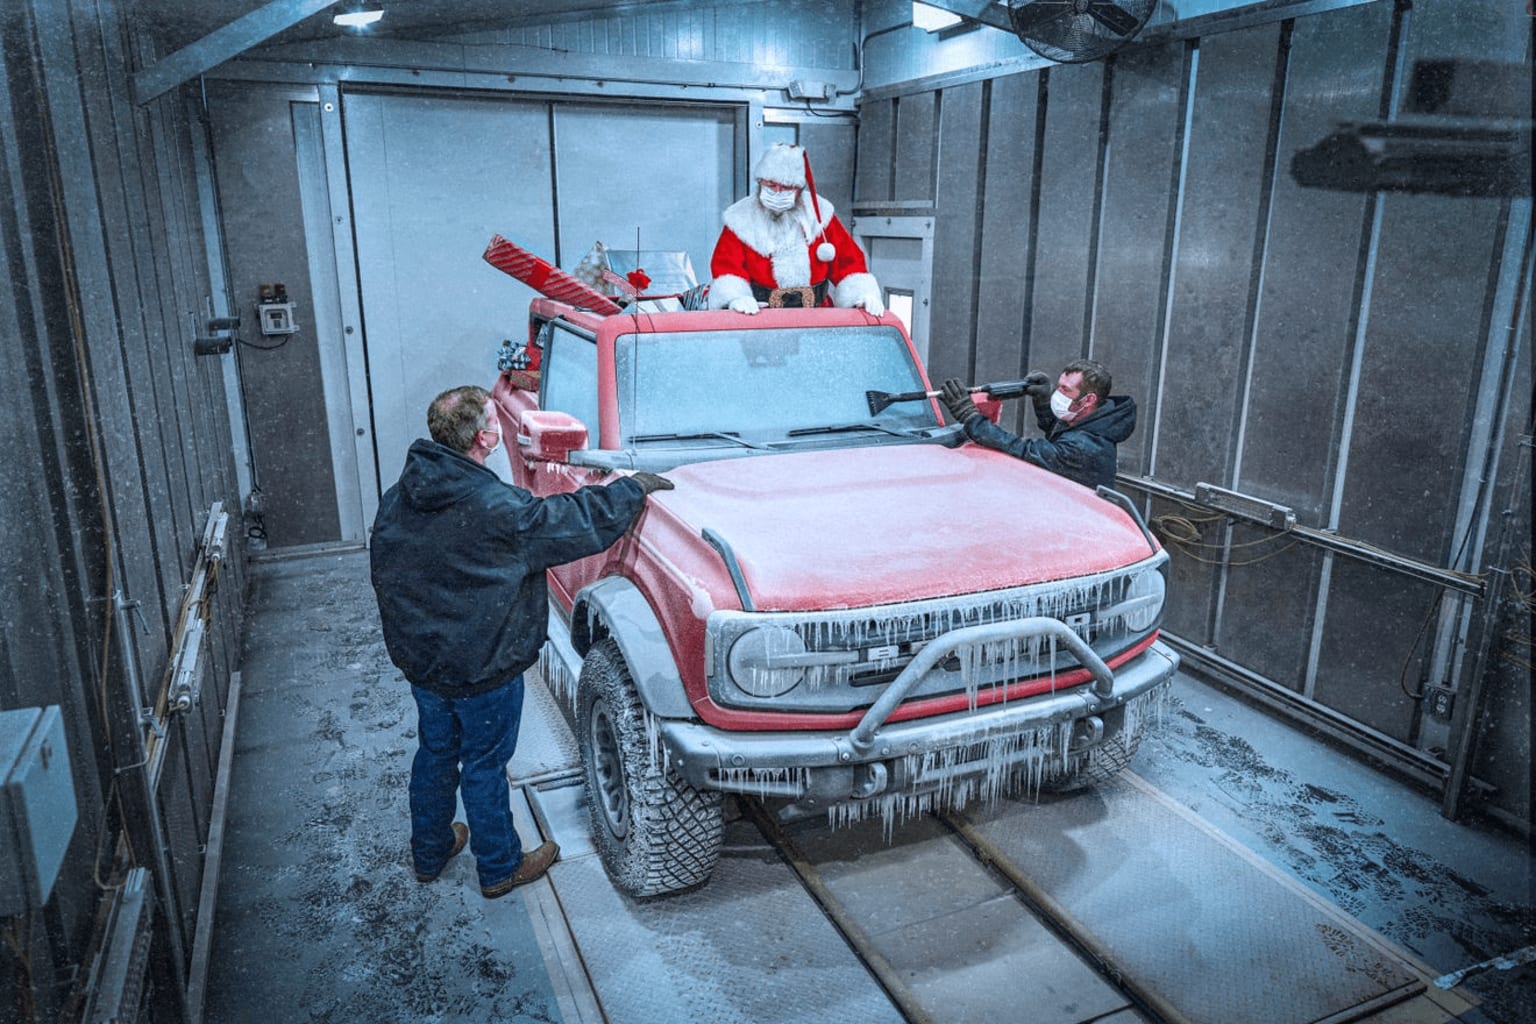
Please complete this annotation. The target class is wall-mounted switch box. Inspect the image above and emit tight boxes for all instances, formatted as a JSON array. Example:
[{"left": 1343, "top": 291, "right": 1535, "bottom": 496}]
[
  {"left": 257, "top": 302, "right": 298, "bottom": 335},
  {"left": 1, "top": 706, "right": 77, "bottom": 915}
]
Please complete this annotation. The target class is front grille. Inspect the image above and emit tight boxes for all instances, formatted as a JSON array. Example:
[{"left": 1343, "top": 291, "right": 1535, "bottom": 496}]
[{"left": 706, "top": 552, "right": 1167, "bottom": 712}]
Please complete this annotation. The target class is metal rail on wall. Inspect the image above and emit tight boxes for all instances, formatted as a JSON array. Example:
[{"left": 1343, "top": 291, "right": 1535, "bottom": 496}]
[
  {"left": 1119, "top": 475, "right": 1485, "bottom": 597},
  {"left": 1114, "top": 474, "right": 1517, "bottom": 822}
]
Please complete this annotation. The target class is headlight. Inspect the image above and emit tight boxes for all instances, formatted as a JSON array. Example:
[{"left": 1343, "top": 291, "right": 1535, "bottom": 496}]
[
  {"left": 1118, "top": 569, "right": 1165, "bottom": 633},
  {"left": 728, "top": 626, "right": 807, "bottom": 697}
]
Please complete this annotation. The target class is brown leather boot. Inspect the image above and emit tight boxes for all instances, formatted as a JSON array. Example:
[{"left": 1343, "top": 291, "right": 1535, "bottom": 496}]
[
  {"left": 414, "top": 821, "right": 469, "bottom": 883},
  {"left": 481, "top": 840, "right": 560, "bottom": 899}
]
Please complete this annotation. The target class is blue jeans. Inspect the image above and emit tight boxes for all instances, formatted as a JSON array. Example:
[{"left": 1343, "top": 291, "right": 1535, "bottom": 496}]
[{"left": 410, "top": 678, "right": 525, "bottom": 888}]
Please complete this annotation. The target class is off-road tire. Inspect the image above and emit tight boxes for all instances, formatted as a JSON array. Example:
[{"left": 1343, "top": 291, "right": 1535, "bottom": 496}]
[
  {"left": 577, "top": 639, "right": 724, "bottom": 897},
  {"left": 1045, "top": 732, "right": 1141, "bottom": 793}
]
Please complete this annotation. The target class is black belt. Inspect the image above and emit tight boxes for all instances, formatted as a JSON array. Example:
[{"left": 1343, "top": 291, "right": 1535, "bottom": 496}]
[{"left": 750, "top": 281, "right": 829, "bottom": 308}]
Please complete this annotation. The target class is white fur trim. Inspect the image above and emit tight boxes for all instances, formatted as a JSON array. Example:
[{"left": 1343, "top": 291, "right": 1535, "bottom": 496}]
[
  {"left": 721, "top": 196, "right": 819, "bottom": 287},
  {"left": 833, "top": 272, "right": 882, "bottom": 310},
  {"left": 753, "top": 143, "right": 806, "bottom": 187},
  {"left": 707, "top": 274, "right": 753, "bottom": 309}
]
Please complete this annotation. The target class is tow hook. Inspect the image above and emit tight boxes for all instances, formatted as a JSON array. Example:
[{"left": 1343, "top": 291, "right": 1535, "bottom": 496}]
[
  {"left": 1069, "top": 715, "right": 1105, "bottom": 752},
  {"left": 853, "top": 762, "right": 888, "bottom": 798}
]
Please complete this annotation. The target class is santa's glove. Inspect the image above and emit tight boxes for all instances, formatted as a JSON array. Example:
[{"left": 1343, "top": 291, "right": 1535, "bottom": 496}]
[
  {"left": 727, "top": 296, "right": 761, "bottom": 315},
  {"left": 628, "top": 472, "right": 675, "bottom": 496},
  {"left": 858, "top": 294, "right": 885, "bottom": 317},
  {"left": 941, "top": 379, "right": 982, "bottom": 426},
  {"left": 1022, "top": 371, "right": 1052, "bottom": 398}
]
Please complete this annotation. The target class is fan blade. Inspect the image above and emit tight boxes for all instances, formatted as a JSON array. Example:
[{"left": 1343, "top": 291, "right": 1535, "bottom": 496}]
[
  {"left": 1086, "top": 1, "right": 1143, "bottom": 36},
  {"left": 1009, "top": 0, "right": 1074, "bottom": 35}
]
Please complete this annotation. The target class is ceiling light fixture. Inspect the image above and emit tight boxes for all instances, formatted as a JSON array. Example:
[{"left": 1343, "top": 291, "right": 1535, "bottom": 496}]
[
  {"left": 333, "top": 7, "right": 384, "bottom": 28},
  {"left": 912, "top": 2, "right": 963, "bottom": 32}
]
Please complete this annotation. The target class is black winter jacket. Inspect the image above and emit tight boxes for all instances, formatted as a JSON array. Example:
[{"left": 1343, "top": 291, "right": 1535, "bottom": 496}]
[
  {"left": 963, "top": 395, "right": 1136, "bottom": 490},
  {"left": 370, "top": 439, "right": 648, "bottom": 697}
]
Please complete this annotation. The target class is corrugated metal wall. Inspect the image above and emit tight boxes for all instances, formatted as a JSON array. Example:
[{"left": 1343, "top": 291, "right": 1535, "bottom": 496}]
[
  {"left": 457, "top": 0, "right": 857, "bottom": 73},
  {"left": 0, "top": 1, "right": 244, "bottom": 1019},
  {"left": 856, "top": 0, "right": 1531, "bottom": 825}
]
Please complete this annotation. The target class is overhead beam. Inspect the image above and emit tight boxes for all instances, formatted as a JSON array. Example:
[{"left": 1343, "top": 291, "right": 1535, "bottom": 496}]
[{"left": 131, "top": 0, "right": 339, "bottom": 105}]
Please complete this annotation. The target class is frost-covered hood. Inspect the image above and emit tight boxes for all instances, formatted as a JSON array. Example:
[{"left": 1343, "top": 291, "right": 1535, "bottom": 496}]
[{"left": 643, "top": 443, "right": 1156, "bottom": 612}]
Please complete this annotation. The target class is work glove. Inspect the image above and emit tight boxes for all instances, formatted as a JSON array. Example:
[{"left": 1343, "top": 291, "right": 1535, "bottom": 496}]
[
  {"left": 1022, "top": 371, "right": 1052, "bottom": 398},
  {"left": 727, "top": 295, "right": 761, "bottom": 315},
  {"left": 940, "top": 379, "right": 981, "bottom": 426},
  {"left": 629, "top": 472, "right": 675, "bottom": 496}
]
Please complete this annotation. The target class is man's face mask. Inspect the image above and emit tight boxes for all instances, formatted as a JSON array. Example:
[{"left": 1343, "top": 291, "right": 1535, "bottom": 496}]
[
  {"left": 759, "top": 183, "right": 797, "bottom": 212},
  {"left": 1050, "top": 389, "right": 1077, "bottom": 421},
  {"left": 481, "top": 426, "right": 501, "bottom": 454}
]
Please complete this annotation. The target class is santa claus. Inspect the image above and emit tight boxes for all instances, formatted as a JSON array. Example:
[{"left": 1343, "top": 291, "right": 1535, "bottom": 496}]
[{"left": 707, "top": 143, "right": 884, "bottom": 316}]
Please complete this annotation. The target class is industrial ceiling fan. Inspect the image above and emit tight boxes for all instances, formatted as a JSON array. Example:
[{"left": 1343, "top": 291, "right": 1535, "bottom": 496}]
[{"left": 1006, "top": 0, "right": 1157, "bottom": 64}]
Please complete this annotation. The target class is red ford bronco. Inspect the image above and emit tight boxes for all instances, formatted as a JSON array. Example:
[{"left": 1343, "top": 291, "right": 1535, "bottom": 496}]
[{"left": 490, "top": 253, "right": 1179, "bottom": 898}]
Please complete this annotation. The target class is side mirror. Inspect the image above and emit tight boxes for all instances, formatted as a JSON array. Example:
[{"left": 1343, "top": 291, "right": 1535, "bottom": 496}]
[{"left": 518, "top": 410, "right": 588, "bottom": 463}]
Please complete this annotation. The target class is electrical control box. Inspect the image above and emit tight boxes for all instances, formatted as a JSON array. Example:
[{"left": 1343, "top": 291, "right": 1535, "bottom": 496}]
[
  {"left": 257, "top": 302, "right": 298, "bottom": 335},
  {"left": 1, "top": 706, "right": 78, "bottom": 916},
  {"left": 256, "top": 282, "right": 299, "bottom": 335}
]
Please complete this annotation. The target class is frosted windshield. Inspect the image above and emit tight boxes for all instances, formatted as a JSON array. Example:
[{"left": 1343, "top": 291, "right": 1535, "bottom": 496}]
[{"left": 614, "top": 325, "right": 936, "bottom": 443}]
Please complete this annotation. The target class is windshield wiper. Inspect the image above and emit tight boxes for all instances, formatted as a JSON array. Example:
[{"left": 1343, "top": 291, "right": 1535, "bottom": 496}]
[
  {"left": 629, "top": 430, "right": 768, "bottom": 450},
  {"left": 786, "top": 421, "right": 922, "bottom": 439}
]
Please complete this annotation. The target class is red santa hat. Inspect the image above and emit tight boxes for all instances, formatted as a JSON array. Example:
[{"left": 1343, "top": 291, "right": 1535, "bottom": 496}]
[{"left": 753, "top": 143, "right": 808, "bottom": 187}]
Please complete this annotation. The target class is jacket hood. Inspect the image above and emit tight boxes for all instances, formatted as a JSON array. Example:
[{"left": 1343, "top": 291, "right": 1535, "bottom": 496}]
[
  {"left": 1073, "top": 395, "right": 1137, "bottom": 443},
  {"left": 395, "top": 438, "right": 494, "bottom": 512},
  {"left": 642, "top": 443, "right": 1156, "bottom": 613}
]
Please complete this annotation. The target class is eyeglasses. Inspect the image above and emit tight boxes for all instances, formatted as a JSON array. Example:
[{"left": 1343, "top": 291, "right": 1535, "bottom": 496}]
[{"left": 759, "top": 180, "right": 799, "bottom": 193}]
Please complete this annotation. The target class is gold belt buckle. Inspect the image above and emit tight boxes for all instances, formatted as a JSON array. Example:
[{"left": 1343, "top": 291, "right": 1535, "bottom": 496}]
[{"left": 767, "top": 286, "right": 817, "bottom": 309}]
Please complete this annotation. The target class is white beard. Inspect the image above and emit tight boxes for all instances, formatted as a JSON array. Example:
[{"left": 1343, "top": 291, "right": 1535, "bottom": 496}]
[{"left": 720, "top": 192, "right": 835, "bottom": 288}]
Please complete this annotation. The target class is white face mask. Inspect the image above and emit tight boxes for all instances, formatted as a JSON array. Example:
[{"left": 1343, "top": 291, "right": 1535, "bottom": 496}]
[
  {"left": 1050, "top": 389, "right": 1076, "bottom": 421},
  {"left": 759, "top": 186, "right": 796, "bottom": 212}
]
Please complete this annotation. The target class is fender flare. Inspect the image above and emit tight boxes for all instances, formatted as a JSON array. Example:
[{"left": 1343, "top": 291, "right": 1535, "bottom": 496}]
[{"left": 572, "top": 577, "right": 694, "bottom": 719}]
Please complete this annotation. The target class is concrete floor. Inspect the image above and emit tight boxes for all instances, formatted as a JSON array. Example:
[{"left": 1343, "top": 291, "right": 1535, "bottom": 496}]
[{"left": 201, "top": 549, "right": 1534, "bottom": 1023}]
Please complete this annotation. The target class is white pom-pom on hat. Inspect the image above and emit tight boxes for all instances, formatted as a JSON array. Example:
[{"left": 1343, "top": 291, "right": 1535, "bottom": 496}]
[{"left": 816, "top": 241, "right": 836, "bottom": 263}]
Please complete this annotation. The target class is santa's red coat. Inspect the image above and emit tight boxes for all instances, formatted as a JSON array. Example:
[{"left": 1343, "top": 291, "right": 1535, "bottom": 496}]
[{"left": 707, "top": 194, "right": 881, "bottom": 311}]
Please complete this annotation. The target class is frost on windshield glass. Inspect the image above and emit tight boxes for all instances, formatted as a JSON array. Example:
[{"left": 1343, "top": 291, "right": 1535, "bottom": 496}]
[{"left": 614, "top": 325, "right": 934, "bottom": 440}]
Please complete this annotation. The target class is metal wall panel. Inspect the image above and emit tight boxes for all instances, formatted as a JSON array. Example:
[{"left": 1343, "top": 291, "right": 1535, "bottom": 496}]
[
  {"left": 32, "top": 11, "right": 171, "bottom": 671},
  {"left": 893, "top": 91, "right": 936, "bottom": 202},
  {"left": 926, "top": 81, "right": 985, "bottom": 385},
  {"left": 1089, "top": 43, "right": 1186, "bottom": 476},
  {"left": 1210, "top": 3, "right": 1392, "bottom": 693},
  {"left": 1236, "top": 2, "right": 1388, "bottom": 523},
  {"left": 1312, "top": 563, "right": 1436, "bottom": 739},
  {"left": 1154, "top": 23, "right": 1281, "bottom": 489},
  {"left": 1028, "top": 62, "right": 1103, "bottom": 376},
  {"left": 341, "top": 89, "right": 557, "bottom": 488},
  {"left": 486, "top": 0, "right": 858, "bottom": 74},
  {"left": 3, "top": 0, "right": 248, "bottom": 1011},
  {"left": 1152, "top": 496, "right": 1216, "bottom": 645},
  {"left": 553, "top": 103, "right": 736, "bottom": 275},
  {"left": 1334, "top": 194, "right": 1503, "bottom": 563},
  {"left": 974, "top": 72, "right": 1039, "bottom": 406},
  {"left": 797, "top": 121, "right": 858, "bottom": 221},
  {"left": 854, "top": 97, "right": 895, "bottom": 204},
  {"left": 1212, "top": 527, "right": 1325, "bottom": 691},
  {"left": 206, "top": 82, "right": 341, "bottom": 549},
  {"left": 1469, "top": 296, "right": 1531, "bottom": 819}
]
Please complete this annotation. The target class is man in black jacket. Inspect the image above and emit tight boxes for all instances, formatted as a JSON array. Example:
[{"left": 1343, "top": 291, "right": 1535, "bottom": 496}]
[
  {"left": 941, "top": 358, "right": 1135, "bottom": 491},
  {"left": 370, "top": 385, "right": 671, "bottom": 898}
]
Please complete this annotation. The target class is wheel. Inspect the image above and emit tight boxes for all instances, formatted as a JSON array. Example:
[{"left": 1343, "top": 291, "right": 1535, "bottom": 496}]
[
  {"left": 1045, "top": 732, "right": 1142, "bottom": 793},
  {"left": 577, "top": 638, "right": 724, "bottom": 897}
]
